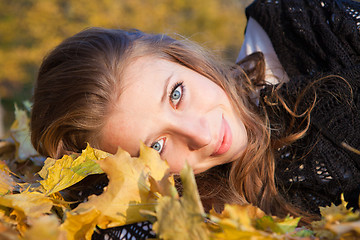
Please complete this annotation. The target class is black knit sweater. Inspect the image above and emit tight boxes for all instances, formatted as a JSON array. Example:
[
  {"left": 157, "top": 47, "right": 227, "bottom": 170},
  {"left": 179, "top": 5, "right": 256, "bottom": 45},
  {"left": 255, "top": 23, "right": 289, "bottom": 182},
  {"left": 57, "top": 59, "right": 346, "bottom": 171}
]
[{"left": 247, "top": 0, "right": 360, "bottom": 213}]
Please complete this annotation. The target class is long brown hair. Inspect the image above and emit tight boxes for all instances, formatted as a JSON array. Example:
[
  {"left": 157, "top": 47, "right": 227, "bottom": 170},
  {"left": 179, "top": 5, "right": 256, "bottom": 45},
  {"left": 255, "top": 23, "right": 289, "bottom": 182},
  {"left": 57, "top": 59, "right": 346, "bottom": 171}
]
[{"left": 31, "top": 27, "right": 312, "bottom": 222}]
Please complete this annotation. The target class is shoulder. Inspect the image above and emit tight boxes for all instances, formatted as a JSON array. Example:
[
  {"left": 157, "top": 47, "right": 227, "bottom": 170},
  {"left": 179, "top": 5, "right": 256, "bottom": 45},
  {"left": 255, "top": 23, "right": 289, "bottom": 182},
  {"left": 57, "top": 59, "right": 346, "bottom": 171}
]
[{"left": 246, "top": 0, "right": 360, "bottom": 77}]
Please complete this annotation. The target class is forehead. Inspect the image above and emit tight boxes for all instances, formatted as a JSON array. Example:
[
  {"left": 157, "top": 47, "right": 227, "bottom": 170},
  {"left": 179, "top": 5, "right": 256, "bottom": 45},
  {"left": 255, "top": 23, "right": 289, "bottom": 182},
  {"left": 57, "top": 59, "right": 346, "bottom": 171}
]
[
  {"left": 101, "top": 56, "right": 172, "bottom": 155},
  {"left": 120, "top": 56, "right": 169, "bottom": 92}
]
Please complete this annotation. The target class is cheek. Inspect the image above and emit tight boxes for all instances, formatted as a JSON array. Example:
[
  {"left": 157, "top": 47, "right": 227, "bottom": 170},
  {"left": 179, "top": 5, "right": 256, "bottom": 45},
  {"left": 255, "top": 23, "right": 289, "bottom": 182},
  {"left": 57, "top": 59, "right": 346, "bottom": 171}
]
[
  {"left": 166, "top": 151, "right": 205, "bottom": 174},
  {"left": 163, "top": 145, "right": 191, "bottom": 174},
  {"left": 239, "top": 122, "right": 248, "bottom": 147},
  {"left": 194, "top": 86, "right": 227, "bottom": 108},
  {"left": 166, "top": 157, "right": 185, "bottom": 174},
  {"left": 209, "top": 85, "right": 230, "bottom": 106}
]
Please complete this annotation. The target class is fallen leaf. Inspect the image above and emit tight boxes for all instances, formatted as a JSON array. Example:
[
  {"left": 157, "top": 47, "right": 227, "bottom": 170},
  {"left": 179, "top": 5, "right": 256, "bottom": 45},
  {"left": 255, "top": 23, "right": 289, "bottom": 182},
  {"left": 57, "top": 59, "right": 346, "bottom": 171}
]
[
  {"left": 10, "top": 105, "right": 39, "bottom": 162},
  {"left": 0, "top": 219, "right": 19, "bottom": 240},
  {"left": 0, "top": 192, "right": 53, "bottom": 218},
  {"left": 64, "top": 143, "right": 170, "bottom": 238},
  {"left": 255, "top": 215, "right": 300, "bottom": 234},
  {"left": 60, "top": 207, "right": 100, "bottom": 240},
  {"left": 23, "top": 215, "right": 62, "bottom": 240},
  {"left": 38, "top": 144, "right": 107, "bottom": 195},
  {"left": 0, "top": 191, "right": 54, "bottom": 236},
  {"left": 312, "top": 196, "right": 360, "bottom": 239},
  {"left": 209, "top": 204, "right": 276, "bottom": 240},
  {"left": 152, "top": 162, "right": 210, "bottom": 240},
  {"left": 0, "top": 161, "right": 15, "bottom": 195}
]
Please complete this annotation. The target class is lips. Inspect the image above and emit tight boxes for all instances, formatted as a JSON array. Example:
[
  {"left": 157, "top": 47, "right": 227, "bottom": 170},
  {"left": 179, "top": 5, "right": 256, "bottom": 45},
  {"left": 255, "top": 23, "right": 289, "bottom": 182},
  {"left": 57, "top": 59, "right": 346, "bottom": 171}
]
[{"left": 211, "top": 116, "right": 232, "bottom": 156}]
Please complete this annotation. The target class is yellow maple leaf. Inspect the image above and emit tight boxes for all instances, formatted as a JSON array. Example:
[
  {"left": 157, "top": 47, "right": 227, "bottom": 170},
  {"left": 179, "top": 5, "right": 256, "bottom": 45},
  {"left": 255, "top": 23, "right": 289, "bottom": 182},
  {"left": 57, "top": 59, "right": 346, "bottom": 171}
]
[
  {"left": 209, "top": 204, "right": 277, "bottom": 240},
  {"left": 10, "top": 104, "right": 39, "bottom": 162},
  {"left": 0, "top": 191, "right": 54, "bottom": 236},
  {"left": 23, "top": 215, "right": 63, "bottom": 240},
  {"left": 0, "top": 219, "right": 19, "bottom": 240},
  {"left": 0, "top": 192, "right": 53, "bottom": 218},
  {"left": 148, "top": 172, "right": 177, "bottom": 198},
  {"left": 312, "top": 196, "right": 360, "bottom": 239},
  {"left": 152, "top": 162, "right": 210, "bottom": 240},
  {"left": 60, "top": 207, "right": 100, "bottom": 240},
  {"left": 255, "top": 215, "right": 300, "bottom": 235},
  {"left": 0, "top": 161, "right": 15, "bottom": 195},
  {"left": 61, "top": 143, "right": 170, "bottom": 239},
  {"left": 38, "top": 144, "right": 108, "bottom": 196}
]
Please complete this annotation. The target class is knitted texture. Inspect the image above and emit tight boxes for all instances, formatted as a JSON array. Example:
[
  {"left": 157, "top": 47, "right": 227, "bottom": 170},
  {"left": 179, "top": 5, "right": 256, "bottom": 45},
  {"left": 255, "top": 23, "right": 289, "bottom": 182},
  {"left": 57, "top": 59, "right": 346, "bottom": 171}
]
[
  {"left": 246, "top": 0, "right": 360, "bottom": 78},
  {"left": 248, "top": 0, "right": 360, "bottom": 214}
]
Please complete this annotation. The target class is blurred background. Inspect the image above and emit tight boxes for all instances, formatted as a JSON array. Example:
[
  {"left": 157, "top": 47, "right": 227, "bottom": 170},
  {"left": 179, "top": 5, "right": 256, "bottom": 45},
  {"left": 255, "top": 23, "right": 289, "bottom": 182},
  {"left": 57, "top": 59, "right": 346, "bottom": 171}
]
[{"left": 0, "top": 0, "right": 252, "bottom": 137}]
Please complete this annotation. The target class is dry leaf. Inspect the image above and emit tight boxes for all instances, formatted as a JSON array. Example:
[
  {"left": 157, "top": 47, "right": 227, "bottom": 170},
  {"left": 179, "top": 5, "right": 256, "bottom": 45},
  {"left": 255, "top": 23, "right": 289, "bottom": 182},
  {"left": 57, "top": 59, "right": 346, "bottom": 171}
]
[
  {"left": 38, "top": 144, "right": 108, "bottom": 196},
  {"left": 0, "top": 191, "right": 54, "bottom": 236},
  {"left": 9, "top": 105, "right": 39, "bottom": 162},
  {"left": 60, "top": 207, "right": 100, "bottom": 240},
  {"left": 23, "top": 215, "right": 62, "bottom": 240},
  {"left": 61, "top": 143, "right": 170, "bottom": 239},
  {"left": 0, "top": 161, "right": 15, "bottom": 195},
  {"left": 312, "top": 196, "right": 360, "bottom": 239},
  {"left": 152, "top": 162, "right": 210, "bottom": 240},
  {"left": 255, "top": 215, "right": 300, "bottom": 234},
  {"left": 0, "top": 192, "right": 53, "bottom": 218},
  {"left": 0, "top": 219, "right": 19, "bottom": 240},
  {"left": 209, "top": 204, "right": 277, "bottom": 240}
]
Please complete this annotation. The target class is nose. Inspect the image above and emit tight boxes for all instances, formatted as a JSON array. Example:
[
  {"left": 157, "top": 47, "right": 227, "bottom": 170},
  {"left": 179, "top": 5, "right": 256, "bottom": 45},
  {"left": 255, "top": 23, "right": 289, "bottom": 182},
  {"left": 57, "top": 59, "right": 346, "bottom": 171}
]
[{"left": 171, "top": 116, "right": 212, "bottom": 150}]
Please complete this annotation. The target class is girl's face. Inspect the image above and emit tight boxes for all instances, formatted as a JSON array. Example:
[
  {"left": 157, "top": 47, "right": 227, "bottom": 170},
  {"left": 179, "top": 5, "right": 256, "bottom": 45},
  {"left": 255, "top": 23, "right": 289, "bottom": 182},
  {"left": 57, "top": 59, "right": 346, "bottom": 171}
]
[{"left": 101, "top": 56, "right": 248, "bottom": 173}]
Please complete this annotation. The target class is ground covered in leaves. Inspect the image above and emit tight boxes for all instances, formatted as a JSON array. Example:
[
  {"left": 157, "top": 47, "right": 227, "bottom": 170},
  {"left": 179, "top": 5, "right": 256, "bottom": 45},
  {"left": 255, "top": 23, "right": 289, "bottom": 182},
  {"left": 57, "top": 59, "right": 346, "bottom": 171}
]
[{"left": 1, "top": 105, "right": 360, "bottom": 240}]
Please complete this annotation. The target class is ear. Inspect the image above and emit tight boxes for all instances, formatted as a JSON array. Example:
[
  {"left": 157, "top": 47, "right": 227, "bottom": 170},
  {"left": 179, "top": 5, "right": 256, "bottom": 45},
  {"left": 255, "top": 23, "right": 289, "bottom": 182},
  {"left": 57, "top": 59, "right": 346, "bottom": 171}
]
[{"left": 55, "top": 139, "right": 79, "bottom": 158}]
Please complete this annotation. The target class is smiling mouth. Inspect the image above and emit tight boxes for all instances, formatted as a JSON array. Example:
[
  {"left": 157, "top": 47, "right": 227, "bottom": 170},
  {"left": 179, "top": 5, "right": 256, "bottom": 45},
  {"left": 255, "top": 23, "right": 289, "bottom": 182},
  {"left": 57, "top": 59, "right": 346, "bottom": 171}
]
[{"left": 211, "top": 116, "right": 232, "bottom": 156}]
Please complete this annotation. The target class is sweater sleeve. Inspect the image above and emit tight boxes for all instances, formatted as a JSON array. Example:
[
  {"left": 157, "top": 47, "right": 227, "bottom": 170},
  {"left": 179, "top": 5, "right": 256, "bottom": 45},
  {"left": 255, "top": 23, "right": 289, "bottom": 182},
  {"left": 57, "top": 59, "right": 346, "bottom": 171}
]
[{"left": 246, "top": 0, "right": 360, "bottom": 78}]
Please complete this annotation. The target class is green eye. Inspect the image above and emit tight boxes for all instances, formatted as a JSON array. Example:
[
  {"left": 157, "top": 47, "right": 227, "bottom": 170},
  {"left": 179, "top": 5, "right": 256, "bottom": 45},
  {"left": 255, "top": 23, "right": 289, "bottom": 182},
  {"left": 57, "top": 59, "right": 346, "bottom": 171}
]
[{"left": 151, "top": 138, "right": 165, "bottom": 153}]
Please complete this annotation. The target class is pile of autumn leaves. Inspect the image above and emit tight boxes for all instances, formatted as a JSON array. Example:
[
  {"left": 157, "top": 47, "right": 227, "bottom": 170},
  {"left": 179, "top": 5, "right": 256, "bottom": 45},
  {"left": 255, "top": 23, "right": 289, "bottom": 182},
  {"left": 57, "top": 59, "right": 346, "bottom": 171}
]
[{"left": 1, "top": 106, "right": 360, "bottom": 240}]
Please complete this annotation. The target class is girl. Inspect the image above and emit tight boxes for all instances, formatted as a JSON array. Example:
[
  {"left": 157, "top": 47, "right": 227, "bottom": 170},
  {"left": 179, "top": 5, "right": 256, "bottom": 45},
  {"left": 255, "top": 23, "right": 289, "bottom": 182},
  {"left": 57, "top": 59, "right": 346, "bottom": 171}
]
[{"left": 31, "top": 0, "right": 360, "bottom": 239}]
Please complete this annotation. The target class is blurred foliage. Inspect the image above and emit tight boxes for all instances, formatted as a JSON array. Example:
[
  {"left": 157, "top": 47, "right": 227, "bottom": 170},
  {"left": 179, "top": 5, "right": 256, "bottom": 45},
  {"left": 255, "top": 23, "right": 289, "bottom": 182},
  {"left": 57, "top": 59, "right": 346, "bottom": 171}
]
[{"left": 0, "top": 0, "right": 250, "bottom": 132}]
